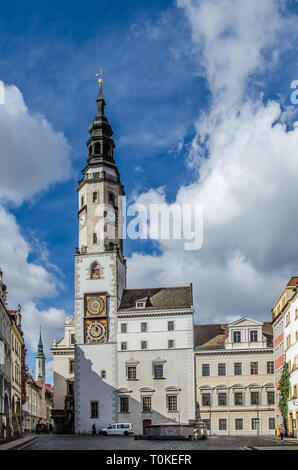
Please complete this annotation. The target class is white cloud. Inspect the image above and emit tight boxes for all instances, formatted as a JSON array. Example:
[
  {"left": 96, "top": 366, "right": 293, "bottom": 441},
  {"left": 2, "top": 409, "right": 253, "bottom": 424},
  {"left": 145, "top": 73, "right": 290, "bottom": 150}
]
[
  {"left": 0, "top": 81, "right": 72, "bottom": 363},
  {"left": 22, "top": 302, "right": 68, "bottom": 356},
  {"left": 0, "top": 81, "right": 72, "bottom": 205},
  {"left": 126, "top": 0, "right": 298, "bottom": 324}
]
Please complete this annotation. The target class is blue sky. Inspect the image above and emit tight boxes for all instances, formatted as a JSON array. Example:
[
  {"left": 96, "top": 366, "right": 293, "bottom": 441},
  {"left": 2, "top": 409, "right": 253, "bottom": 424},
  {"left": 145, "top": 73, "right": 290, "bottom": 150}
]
[{"left": 1, "top": 0, "right": 298, "bottom": 381}]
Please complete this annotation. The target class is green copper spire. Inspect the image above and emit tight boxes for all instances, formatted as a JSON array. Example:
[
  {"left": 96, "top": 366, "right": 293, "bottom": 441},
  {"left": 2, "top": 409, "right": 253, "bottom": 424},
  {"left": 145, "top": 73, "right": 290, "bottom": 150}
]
[{"left": 36, "top": 328, "right": 46, "bottom": 359}]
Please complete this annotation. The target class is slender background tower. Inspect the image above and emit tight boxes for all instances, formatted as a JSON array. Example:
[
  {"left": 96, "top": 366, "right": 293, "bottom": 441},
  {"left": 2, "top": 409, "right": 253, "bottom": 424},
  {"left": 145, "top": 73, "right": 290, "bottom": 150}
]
[{"left": 35, "top": 328, "right": 46, "bottom": 382}]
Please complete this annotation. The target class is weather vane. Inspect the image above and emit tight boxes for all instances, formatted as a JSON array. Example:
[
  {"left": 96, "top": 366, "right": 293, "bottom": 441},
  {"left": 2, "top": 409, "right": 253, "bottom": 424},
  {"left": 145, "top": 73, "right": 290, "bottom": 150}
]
[{"left": 96, "top": 67, "right": 104, "bottom": 85}]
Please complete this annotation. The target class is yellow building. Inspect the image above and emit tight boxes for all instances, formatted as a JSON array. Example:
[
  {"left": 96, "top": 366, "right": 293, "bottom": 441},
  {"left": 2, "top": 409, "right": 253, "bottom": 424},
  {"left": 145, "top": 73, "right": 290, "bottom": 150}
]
[
  {"left": 23, "top": 376, "right": 40, "bottom": 432},
  {"left": 9, "top": 310, "right": 24, "bottom": 437},
  {"left": 195, "top": 317, "right": 275, "bottom": 435}
]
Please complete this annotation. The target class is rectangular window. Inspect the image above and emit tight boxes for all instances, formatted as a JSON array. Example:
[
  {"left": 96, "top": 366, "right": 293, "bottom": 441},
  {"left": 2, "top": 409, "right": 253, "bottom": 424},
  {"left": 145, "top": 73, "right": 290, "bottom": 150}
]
[
  {"left": 93, "top": 233, "right": 97, "bottom": 244},
  {"left": 168, "top": 339, "right": 175, "bottom": 349},
  {"left": 250, "top": 330, "right": 258, "bottom": 342},
  {"left": 267, "top": 391, "right": 275, "bottom": 405},
  {"left": 121, "top": 342, "right": 127, "bottom": 351},
  {"left": 127, "top": 366, "right": 136, "bottom": 380},
  {"left": 68, "top": 382, "right": 74, "bottom": 396},
  {"left": 90, "top": 401, "right": 98, "bottom": 418},
  {"left": 141, "top": 322, "right": 147, "bottom": 332},
  {"left": 267, "top": 361, "right": 274, "bottom": 374},
  {"left": 234, "top": 362, "right": 242, "bottom": 376},
  {"left": 269, "top": 417, "right": 275, "bottom": 430},
  {"left": 167, "top": 395, "right": 178, "bottom": 412},
  {"left": 136, "top": 302, "right": 145, "bottom": 309},
  {"left": 120, "top": 396, "right": 129, "bottom": 413},
  {"left": 218, "top": 392, "right": 227, "bottom": 406},
  {"left": 121, "top": 323, "right": 127, "bottom": 333},
  {"left": 218, "top": 419, "right": 227, "bottom": 431},
  {"left": 202, "top": 393, "right": 211, "bottom": 406},
  {"left": 202, "top": 364, "right": 210, "bottom": 377},
  {"left": 234, "top": 392, "right": 243, "bottom": 406},
  {"left": 141, "top": 341, "right": 147, "bottom": 350},
  {"left": 235, "top": 418, "right": 243, "bottom": 431},
  {"left": 93, "top": 191, "right": 98, "bottom": 203},
  {"left": 69, "top": 360, "right": 75, "bottom": 374},
  {"left": 70, "top": 334, "right": 75, "bottom": 344},
  {"left": 233, "top": 331, "right": 241, "bottom": 343},
  {"left": 168, "top": 321, "right": 174, "bottom": 331},
  {"left": 250, "top": 362, "right": 258, "bottom": 375},
  {"left": 153, "top": 364, "right": 164, "bottom": 379},
  {"left": 101, "top": 370, "right": 106, "bottom": 379},
  {"left": 218, "top": 363, "right": 226, "bottom": 376},
  {"left": 142, "top": 396, "right": 152, "bottom": 412},
  {"left": 250, "top": 391, "right": 260, "bottom": 405},
  {"left": 251, "top": 418, "right": 260, "bottom": 431}
]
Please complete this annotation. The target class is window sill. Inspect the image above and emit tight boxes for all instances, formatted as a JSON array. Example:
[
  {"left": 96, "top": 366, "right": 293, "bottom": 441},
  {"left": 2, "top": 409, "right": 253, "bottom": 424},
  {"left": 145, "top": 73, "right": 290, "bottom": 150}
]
[
  {"left": 127, "top": 378, "right": 138, "bottom": 381},
  {"left": 167, "top": 410, "right": 179, "bottom": 413},
  {"left": 153, "top": 377, "right": 166, "bottom": 380},
  {"left": 141, "top": 411, "right": 152, "bottom": 413}
]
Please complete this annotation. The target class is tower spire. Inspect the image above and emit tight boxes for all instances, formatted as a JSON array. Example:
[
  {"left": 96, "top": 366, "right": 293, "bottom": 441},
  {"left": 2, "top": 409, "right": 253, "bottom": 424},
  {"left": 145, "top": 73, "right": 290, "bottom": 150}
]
[{"left": 36, "top": 326, "right": 46, "bottom": 382}]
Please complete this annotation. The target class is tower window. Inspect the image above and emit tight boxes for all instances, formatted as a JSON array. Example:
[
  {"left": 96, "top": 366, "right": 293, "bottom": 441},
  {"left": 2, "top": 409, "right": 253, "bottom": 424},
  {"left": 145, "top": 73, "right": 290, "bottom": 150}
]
[
  {"left": 108, "top": 192, "right": 115, "bottom": 205},
  {"left": 93, "top": 233, "right": 98, "bottom": 244},
  {"left": 89, "top": 146, "right": 92, "bottom": 156},
  {"left": 91, "top": 262, "right": 100, "bottom": 279},
  {"left": 93, "top": 191, "right": 98, "bottom": 203},
  {"left": 81, "top": 196, "right": 84, "bottom": 207},
  {"left": 95, "top": 142, "right": 101, "bottom": 154}
]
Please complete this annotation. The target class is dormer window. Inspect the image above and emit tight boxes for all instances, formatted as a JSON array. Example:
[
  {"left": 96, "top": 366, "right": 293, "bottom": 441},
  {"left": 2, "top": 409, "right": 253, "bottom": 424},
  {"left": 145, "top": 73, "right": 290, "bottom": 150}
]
[{"left": 136, "top": 301, "right": 145, "bottom": 309}]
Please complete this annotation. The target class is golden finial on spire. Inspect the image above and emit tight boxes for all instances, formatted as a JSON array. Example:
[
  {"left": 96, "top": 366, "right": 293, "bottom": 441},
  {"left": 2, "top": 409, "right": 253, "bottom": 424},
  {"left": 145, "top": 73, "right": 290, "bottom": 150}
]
[{"left": 96, "top": 67, "right": 104, "bottom": 85}]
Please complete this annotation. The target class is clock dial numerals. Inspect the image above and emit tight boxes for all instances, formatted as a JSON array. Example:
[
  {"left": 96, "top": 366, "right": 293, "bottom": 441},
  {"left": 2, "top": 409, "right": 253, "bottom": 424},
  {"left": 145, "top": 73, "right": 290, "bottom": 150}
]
[
  {"left": 86, "top": 320, "right": 106, "bottom": 343},
  {"left": 84, "top": 293, "right": 107, "bottom": 344},
  {"left": 87, "top": 296, "right": 105, "bottom": 315}
]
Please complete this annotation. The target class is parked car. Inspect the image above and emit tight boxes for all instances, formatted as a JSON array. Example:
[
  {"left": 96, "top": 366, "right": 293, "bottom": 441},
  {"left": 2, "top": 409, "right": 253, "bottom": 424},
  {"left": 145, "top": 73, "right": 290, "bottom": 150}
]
[
  {"left": 101, "top": 423, "right": 134, "bottom": 436},
  {"left": 36, "top": 423, "right": 49, "bottom": 434},
  {"left": 194, "top": 420, "right": 208, "bottom": 440}
]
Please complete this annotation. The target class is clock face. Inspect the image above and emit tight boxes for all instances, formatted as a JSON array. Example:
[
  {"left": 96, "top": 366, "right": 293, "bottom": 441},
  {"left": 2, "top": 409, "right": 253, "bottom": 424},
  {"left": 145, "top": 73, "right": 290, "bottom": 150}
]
[
  {"left": 79, "top": 212, "right": 86, "bottom": 226},
  {"left": 86, "top": 320, "right": 106, "bottom": 342},
  {"left": 104, "top": 205, "right": 116, "bottom": 224},
  {"left": 87, "top": 296, "right": 105, "bottom": 315}
]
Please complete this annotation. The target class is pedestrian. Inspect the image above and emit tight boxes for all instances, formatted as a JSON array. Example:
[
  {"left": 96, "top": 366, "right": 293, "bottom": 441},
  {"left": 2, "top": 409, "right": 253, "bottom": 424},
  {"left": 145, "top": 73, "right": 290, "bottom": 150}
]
[{"left": 279, "top": 424, "right": 285, "bottom": 441}]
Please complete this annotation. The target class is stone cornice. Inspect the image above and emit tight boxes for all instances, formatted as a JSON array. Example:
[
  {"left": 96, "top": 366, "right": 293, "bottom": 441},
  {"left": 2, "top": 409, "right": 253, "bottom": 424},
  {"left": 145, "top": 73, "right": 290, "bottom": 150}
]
[
  {"left": 194, "top": 348, "right": 274, "bottom": 356},
  {"left": 117, "top": 310, "right": 193, "bottom": 319}
]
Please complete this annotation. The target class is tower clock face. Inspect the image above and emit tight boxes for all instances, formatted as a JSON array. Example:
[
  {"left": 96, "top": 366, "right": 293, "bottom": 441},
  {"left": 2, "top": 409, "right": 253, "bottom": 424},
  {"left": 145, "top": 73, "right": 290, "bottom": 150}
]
[
  {"left": 79, "top": 212, "right": 86, "bottom": 226},
  {"left": 87, "top": 296, "right": 105, "bottom": 315},
  {"left": 86, "top": 320, "right": 106, "bottom": 342}
]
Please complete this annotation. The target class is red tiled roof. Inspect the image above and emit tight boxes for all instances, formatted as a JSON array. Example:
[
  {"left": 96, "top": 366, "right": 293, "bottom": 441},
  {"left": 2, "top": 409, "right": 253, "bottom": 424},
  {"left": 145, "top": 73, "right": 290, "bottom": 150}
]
[
  {"left": 287, "top": 277, "right": 298, "bottom": 286},
  {"left": 194, "top": 322, "right": 273, "bottom": 349}
]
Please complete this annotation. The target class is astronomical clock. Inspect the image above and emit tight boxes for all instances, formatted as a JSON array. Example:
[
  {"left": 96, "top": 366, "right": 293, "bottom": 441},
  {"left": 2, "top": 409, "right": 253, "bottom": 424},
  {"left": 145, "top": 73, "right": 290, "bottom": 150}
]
[{"left": 84, "top": 293, "right": 108, "bottom": 344}]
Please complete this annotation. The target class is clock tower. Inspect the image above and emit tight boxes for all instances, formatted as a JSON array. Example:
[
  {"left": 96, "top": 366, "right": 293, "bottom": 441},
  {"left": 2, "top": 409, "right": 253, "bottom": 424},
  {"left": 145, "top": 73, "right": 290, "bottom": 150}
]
[{"left": 74, "top": 80, "right": 126, "bottom": 433}]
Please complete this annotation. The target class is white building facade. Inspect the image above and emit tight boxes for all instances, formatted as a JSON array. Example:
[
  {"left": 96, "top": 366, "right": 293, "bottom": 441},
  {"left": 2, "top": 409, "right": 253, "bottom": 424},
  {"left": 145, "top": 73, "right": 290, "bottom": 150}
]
[{"left": 117, "top": 287, "right": 195, "bottom": 434}]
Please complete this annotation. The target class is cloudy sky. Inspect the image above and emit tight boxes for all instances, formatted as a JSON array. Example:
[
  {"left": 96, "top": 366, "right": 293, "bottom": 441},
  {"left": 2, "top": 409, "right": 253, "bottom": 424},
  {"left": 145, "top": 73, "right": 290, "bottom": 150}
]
[{"left": 0, "top": 0, "right": 298, "bottom": 382}]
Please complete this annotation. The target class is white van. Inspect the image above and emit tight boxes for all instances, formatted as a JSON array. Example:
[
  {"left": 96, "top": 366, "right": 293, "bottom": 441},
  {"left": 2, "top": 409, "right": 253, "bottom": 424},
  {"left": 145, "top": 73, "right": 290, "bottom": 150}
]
[{"left": 101, "top": 423, "right": 134, "bottom": 436}]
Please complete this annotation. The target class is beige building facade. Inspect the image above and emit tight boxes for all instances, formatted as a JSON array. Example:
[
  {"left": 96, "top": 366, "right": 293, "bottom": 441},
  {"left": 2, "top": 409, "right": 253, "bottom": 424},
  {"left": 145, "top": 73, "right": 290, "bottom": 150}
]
[
  {"left": 51, "top": 317, "right": 75, "bottom": 433},
  {"left": 195, "top": 318, "right": 275, "bottom": 435}
]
